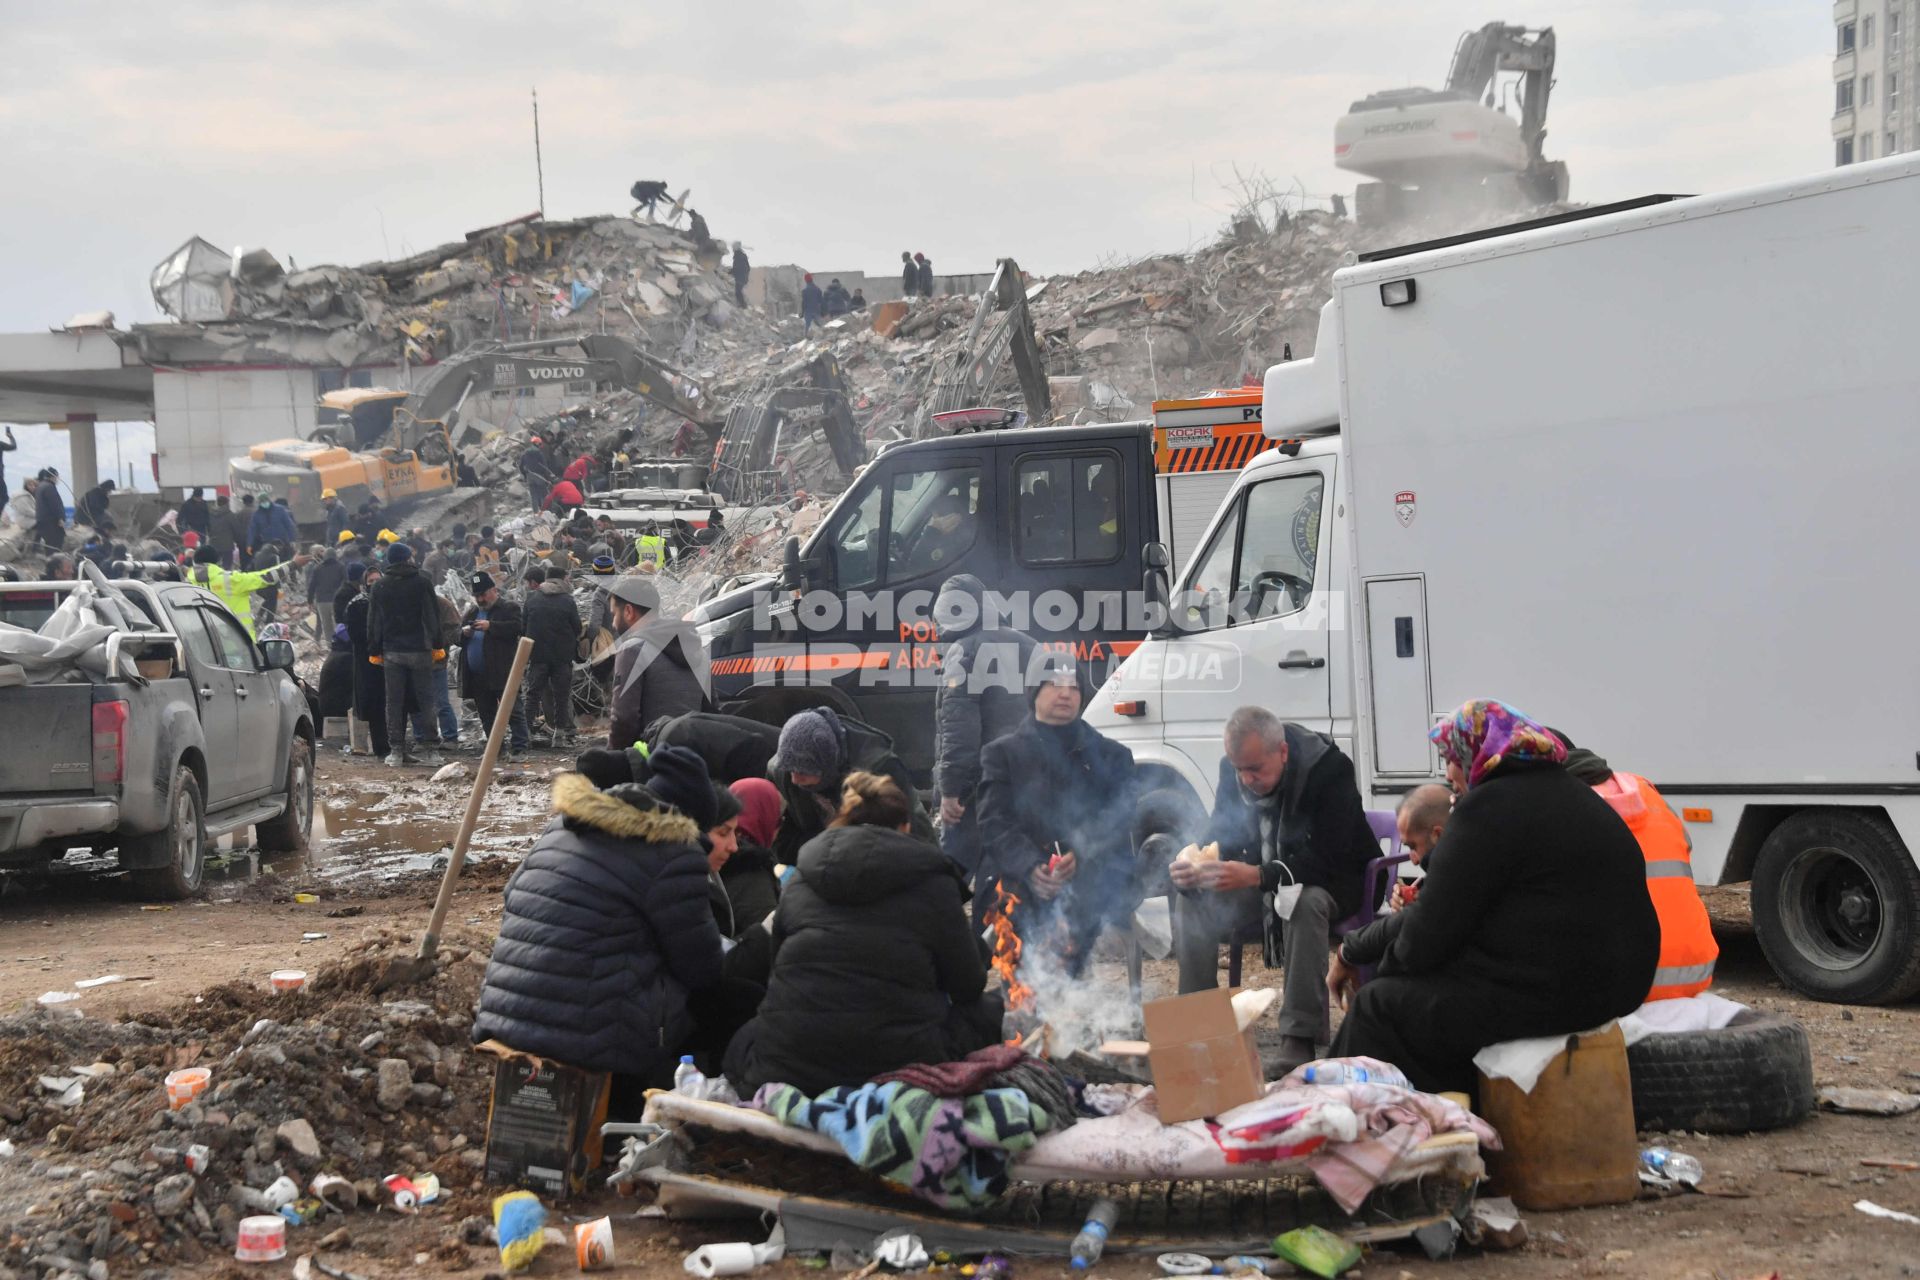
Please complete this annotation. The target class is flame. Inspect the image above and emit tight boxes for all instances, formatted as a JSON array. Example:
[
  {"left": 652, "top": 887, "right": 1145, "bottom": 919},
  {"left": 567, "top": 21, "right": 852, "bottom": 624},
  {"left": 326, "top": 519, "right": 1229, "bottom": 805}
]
[{"left": 986, "top": 883, "right": 1033, "bottom": 1014}]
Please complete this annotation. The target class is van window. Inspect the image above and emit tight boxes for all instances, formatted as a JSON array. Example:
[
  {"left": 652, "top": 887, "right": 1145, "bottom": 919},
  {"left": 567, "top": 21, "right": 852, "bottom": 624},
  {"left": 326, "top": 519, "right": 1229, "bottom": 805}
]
[
  {"left": 202, "top": 608, "right": 260, "bottom": 670},
  {"left": 1016, "top": 453, "right": 1121, "bottom": 565},
  {"left": 885, "top": 464, "right": 981, "bottom": 582},
  {"left": 1178, "top": 472, "right": 1324, "bottom": 629},
  {"left": 177, "top": 609, "right": 225, "bottom": 671},
  {"left": 825, "top": 482, "right": 885, "bottom": 590}
]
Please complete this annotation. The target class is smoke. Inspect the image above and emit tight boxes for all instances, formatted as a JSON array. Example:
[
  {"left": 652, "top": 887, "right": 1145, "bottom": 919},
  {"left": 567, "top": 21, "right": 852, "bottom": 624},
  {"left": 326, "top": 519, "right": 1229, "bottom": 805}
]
[{"left": 1013, "top": 927, "right": 1143, "bottom": 1058}]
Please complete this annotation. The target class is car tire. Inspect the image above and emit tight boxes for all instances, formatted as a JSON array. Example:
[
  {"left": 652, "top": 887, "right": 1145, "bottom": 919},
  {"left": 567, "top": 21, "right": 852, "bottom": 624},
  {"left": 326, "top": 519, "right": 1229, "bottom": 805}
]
[
  {"left": 1628, "top": 1009, "right": 1814, "bottom": 1134},
  {"left": 256, "top": 737, "right": 314, "bottom": 854},
  {"left": 124, "top": 765, "right": 207, "bottom": 901},
  {"left": 1752, "top": 810, "right": 1920, "bottom": 1004}
]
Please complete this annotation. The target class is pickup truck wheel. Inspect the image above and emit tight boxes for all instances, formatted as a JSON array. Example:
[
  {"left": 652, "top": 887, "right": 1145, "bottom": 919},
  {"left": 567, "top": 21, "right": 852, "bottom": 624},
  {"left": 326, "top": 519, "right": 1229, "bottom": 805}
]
[
  {"left": 256, "top": 738, "right": 314, "bottom": 854},
  {"left": 1752, "top": 810, "right": 1920, "bottom": 1004},
  {"left": 124, "top": 766, "right": 206, "bottom": 901}
]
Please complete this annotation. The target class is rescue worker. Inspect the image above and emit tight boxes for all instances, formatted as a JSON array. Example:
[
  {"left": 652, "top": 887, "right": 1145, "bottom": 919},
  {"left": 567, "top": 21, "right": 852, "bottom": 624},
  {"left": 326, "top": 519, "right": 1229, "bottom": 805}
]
[
  {"left": 976, "top": 656, "right": 1139, "bottom": 976},
  {"left": 604, "top": 575, "right": 707, "bottom": 752},
  {"left": 900, "top": 250, "right": 919, "bottom": 299},
  {"left": 521, "top": 436, "right": 555, "bottom": 511},
  {"left": 634, "top": 522, "right": 667, "bottom": 572},
  {"left": 1170, "top": 705, "right": 1378, "bottom": 1074},
  {"left": 31, "top": 472, "right": 66, "bottom": 551},
  {"left": 76, "top": 478, "right": 115, "bottom": 529},
  {"left": 188, "top": 544, "right": 309, "bottom": 636},
  {"left": 932, "top": 573, "right": 1036, "bottom": 887},
  {"left": 542, "top": 478, "right": 585, "bottom": 514},
  {"left": 177, "top": 487, "right": 211, "bottom": 540},
  {"left": 1328, "top": 700, "right": 1659, "bottom": 1095},
  {"left": 823, "top": 278, "right": 851, "bottom": 316},
  {"left": 249, "top": 494, "right": 297, "bottom": 550},
  {"left": 730, "top": 242, "right": 751, "bottom": 307},
  {"left": 322, "top": 488, "right": 349, "bottom": 545},
  {"left": 916, "top": 252, "right": 935, "bottom": 298},
  {"left": 1560, "top": 734, "right": 1718, "bottom": 1000},
  {"left": 800, "top": 274, "right": 823, "bottom": 334},
  {"left": 769, "top": 707, "right": 932, "bottom": 862}
]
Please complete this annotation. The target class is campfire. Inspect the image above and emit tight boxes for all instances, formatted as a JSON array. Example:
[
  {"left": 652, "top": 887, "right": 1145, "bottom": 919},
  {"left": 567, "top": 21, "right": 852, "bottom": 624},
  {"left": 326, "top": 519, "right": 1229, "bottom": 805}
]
[{"left": 986, "top": 883, "right": 1033, "bottom": 1014}]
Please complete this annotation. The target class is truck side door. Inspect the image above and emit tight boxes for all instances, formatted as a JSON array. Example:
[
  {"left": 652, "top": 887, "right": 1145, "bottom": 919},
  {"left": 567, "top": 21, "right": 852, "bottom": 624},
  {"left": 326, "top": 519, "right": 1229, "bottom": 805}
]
[
  {"left": 167, "top": 599, "right": 245, "bottom": 808},
  {"left": 198, "top": 605, "right": 283, "bottom": 799},
  {"left": 1000, "top": 440, "right": 1145, "bottom": 674},
  {"left": 1156, "top": 460, "right": 1336, "bottom": 774}
]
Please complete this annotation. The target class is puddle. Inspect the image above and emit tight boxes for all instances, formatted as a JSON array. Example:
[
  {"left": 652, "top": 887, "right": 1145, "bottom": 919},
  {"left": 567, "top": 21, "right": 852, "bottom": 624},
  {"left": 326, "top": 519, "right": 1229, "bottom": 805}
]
[{"left": 305, "top": 782, "right": 552, "bottom": 885}]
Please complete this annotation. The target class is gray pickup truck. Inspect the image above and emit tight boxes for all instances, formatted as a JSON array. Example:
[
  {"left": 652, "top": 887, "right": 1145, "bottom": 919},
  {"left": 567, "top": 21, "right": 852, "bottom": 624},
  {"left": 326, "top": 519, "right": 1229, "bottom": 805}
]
[{"left": 0, "top": 579, "right": 314, "bottom": 898}]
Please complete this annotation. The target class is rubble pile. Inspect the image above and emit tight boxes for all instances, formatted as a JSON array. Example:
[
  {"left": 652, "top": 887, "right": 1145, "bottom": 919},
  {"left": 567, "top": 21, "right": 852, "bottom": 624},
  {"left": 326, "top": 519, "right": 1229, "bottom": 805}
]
[{"left": 0, "top": 934, "right": 496, "bottom": 1272}]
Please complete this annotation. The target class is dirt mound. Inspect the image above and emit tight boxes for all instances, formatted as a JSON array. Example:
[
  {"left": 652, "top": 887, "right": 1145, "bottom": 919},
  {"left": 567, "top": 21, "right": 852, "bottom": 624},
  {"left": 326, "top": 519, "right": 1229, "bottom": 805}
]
[{"left": 0, "top": 931, "right": 495, "bottom": 1272}]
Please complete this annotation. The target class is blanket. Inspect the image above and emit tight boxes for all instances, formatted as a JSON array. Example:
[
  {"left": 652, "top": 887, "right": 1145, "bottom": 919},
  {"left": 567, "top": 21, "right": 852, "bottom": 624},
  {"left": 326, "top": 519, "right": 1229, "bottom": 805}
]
[
  {"left": 754, "top": 1080, "right": 1052, "bottom": 1210},
  {"left": 874, "top": 1045, "right": 1077, "bottom": 1130}
]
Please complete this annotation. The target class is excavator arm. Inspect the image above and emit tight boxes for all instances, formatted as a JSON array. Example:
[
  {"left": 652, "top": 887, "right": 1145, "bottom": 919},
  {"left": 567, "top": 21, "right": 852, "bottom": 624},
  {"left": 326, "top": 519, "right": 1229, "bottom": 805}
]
[
  {"left": 913, "top": 257, "right": 1050, "bottom": 438},
  {"left": 1444, "top": 22, "right": 1556, "bottom": 163}
]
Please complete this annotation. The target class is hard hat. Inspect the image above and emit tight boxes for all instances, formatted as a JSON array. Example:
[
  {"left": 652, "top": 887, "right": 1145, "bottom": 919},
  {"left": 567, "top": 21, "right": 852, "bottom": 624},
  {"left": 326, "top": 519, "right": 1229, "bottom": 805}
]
[
  {"left": 530, "top": 436, "right": 544, "bottom": 446},
  {"left": 321, "top": 488, "right": 338, "bottom": 500},
  {"left": 377, "top": 528, "right": 399, "bottom": 544},
  {"left": 337, "top": 529, "right": 356, "bottom": 544}
]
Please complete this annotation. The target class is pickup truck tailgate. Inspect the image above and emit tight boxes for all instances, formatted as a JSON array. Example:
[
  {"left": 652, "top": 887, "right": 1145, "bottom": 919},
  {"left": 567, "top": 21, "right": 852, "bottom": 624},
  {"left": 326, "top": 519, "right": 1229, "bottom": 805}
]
[{"left": 0, "top": 686, "right": 94, "bottom": 792}]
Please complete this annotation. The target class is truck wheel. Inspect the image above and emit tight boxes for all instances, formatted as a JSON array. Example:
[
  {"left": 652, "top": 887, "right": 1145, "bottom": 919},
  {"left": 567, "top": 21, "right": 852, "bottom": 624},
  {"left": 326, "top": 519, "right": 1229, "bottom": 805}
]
[
  {"left": 1752, "top": 810, "right": 1920, "bottom": 1004},
  {"left": 125, "top": 766, "right": 207, "bottom": 901},
  {"left": 1627, "top": 1010, "right": 1813, "bottom": 1134},
  {"left": 256, "top": 738, "right": 314, "bottom": 854}
]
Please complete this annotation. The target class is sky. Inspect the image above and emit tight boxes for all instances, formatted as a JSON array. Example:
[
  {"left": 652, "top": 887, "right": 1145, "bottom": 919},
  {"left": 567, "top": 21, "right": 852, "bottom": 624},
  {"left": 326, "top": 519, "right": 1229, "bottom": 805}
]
[{"left": 0, "top": 1, "right": 1833, "bottom": 487}]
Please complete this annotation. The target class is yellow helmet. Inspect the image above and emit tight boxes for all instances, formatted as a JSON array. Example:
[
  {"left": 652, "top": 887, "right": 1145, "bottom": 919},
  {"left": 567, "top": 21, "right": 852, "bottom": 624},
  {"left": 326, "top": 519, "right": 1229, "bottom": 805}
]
[
  {"left": 336, "top": 529, "right": 355, "bottom": 544},
  {"left": 321, "top": 488, "right": 339, "bottom": 500},
  {"left": 377, "top": 528, "right": 399, "bottom": 544}
]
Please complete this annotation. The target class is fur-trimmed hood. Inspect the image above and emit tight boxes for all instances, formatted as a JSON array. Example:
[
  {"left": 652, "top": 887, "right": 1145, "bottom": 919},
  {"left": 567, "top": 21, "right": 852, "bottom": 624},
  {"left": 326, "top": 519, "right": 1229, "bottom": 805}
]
[{"left": 551, "top": 772, "right": 701, "bottom": 844}]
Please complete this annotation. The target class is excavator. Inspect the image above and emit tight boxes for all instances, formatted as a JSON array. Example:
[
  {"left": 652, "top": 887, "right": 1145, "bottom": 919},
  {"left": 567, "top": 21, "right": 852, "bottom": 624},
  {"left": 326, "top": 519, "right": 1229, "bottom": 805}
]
[
  {"left": 1334, "top": 22, "right": 1569, "bottom": 226},
  {"left": 229, "top": 334, "right": 867, "bottom": 524}
]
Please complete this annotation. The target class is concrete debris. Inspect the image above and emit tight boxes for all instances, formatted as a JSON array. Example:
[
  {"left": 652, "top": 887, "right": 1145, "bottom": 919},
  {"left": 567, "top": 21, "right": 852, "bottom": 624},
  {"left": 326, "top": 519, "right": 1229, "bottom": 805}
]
[
  {"left": 375, "top": 1059, "right": 414, "bottom": 1113},
  {"left": 276, "top": 1117, "right": 323, "bottom": 1161}
]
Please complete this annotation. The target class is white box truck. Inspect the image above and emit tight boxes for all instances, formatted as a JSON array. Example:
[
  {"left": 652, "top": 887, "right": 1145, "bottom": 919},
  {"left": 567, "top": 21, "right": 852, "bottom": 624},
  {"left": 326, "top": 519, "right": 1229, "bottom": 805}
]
[{"left": 1087, "top": 156, "right": 1920, "bottom": 1004}]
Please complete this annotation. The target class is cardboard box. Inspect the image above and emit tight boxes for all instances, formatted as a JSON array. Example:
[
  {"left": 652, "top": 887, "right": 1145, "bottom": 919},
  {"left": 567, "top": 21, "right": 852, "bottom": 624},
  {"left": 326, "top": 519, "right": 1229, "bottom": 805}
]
[
  {"left": 481, "top": 1054, "right": 611, "bottom": 1201},
  {"left": 1141, "top": 987, "right": 1265, "bottom": 1124}
]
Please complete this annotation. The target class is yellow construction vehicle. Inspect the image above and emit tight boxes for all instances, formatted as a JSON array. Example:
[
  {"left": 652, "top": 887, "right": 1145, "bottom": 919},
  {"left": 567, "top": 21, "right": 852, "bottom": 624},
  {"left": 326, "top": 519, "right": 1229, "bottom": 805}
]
[{"left": 228, "top": 388, "right": 458, "bottom": 525}]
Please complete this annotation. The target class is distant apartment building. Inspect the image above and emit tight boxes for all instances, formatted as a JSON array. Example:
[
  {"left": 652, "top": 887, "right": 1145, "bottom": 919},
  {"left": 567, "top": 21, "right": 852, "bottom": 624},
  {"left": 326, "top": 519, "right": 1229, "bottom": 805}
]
[{"left": 1835, "top": 2, "right": 1908, "bottom": 165}]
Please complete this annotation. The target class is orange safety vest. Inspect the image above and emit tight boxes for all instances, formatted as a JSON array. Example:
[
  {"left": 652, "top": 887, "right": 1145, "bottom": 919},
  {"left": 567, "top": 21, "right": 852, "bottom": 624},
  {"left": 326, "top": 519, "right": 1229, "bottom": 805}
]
[{"left": 1594, "top": 772, "right": 1718, "bottom": 1000}]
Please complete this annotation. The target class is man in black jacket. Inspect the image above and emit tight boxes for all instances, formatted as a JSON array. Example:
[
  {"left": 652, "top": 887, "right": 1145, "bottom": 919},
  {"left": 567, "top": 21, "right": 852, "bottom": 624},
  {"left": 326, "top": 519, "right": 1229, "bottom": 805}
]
[
  {"left": 31, "top": 472, "right": 65, "bottom": 551},
  {"left": 458, "top": 570, "right": 529, "bottom": 761},
  {"left": 605, "top": 575, "right": 707, "bottom": 751},
  {"left": 521, "top": 438, "right": 555, "bottom": 512},
  {"left": 178, "top": 487, "right": 210, "bottom": 540},
  {"left": 1170, "top": 706, "right": 1378, "bottom": 1073},
  {"left": 932, "top": 573, "right": 1036, "bottom": 882},
  {"left": 976, "top": 658, "right": 1140, "bottom": 975},
  {"left": 730, "top": 242, "right": 751, "bottom": 307},
  {"left": 900, "top": 251, "right": 918, "bottom": 299},
  {"left": 523, "top": 565, "right": 582, "bottom": 747},
  {"left": 369, "top": 543, "right": 447, "bottom": 766},
  {"left": 306, "top": 545, "right": 346, "bottom": 646},
  {"left": 769, "top": 706, "right": 933, "bottom": 863},
  {"left": 76, "top": 478, "right": 115, "bottom": 528}
]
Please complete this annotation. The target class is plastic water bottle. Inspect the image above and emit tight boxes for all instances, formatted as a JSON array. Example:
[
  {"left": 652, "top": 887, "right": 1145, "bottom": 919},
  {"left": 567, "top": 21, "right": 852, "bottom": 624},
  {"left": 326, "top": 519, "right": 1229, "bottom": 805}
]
[
  {"left": 1069, "top": 1197, "right": 1120, "bottom": 1270},
  {"left": 1299, "top": 1062, "right": 1411, "bottom": 1089},
  {"left": 673, "top": 1055, "right": 704, "bottom": 1096},
  {"left": 1641, "top": 1147, "right": 1704, "bottom": 1187}
]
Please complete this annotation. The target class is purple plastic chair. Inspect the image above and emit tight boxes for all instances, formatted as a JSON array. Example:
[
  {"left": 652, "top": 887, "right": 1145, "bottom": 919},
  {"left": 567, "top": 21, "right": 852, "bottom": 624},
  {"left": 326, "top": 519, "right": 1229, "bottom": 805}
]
[{"left": 1225, "top": 809, "right": 1409, "bottom": 987}]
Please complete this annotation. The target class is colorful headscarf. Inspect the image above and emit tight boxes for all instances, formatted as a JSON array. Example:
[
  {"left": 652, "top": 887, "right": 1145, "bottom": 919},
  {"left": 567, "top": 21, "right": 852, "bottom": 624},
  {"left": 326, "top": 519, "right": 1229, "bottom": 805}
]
[{"left": 1429, "top": 699, "right": 1568, "bottom": 788}]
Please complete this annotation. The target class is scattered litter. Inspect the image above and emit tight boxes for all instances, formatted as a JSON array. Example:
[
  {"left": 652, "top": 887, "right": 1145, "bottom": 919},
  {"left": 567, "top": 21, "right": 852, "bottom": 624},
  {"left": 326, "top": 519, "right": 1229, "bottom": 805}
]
[
  {"left": 1070, "top": 1197, "right": 1120, "bottom": 1270},
  {"left": 37, "top": 991, "right": 81, "bottom": 1006},
  {"left": 1157, "top": 1253, "right": 1215, "bottom": 1275},
  {"left": 236, "top": 1214, "right": 289, "bottom": 1263},
  {"left": 1819, "top": 1086, "right": 1920, "bottom": 1115},
  {"left": 1464, "top": 1196, "right": 1528, "bottom": 1250},
  {"left": 0, "top": 1139, "right": 12, "bottom": 1158},
  {"left": 494, "top": 1190, "right": 548, "bottom": 1271},
  {"left": 301, "top": 932, "right": 330, "bottom": 943},
  {"left": 384, "top": 1174, "right": 423, "bottom": 1212},
  {"left": 38, "top": 1076, "right": 85, "bottom": 1108},
  {"left": 1640, "top": 1147, "right": 1704, "bottom": 1191},
  {"left": 164, "top": 1066, "right": 211, "bottom": 1110},
  {"left": 1863, "top": 1158, "right": 1920, "bottom": 1171},
  {"left": 151, "top": 1143, "right": 212, "bottom": 1175},
  {"left": 1270, "top": 1226, "right": 1361, "bottom": 1279},
  {"left": 310, "top": 1173, "right": 359, "bottom": 1212},
  {"left": 873, "top": 1231, "right": 928, "bottom": 1270},
  {"left": 294, "top": 893, "right": 320, "bottom": 904},
  {"left": 432, "top": 762, "right": 471, "bottom": 784},
  {"left": 70, "top": 1062, "right": 116, "bottom": 1078},
  {"left": 74, "top": 974, "right": 133, "bottom": 988},
  {"left": 271, "top": 969, "right": 308, "bottom": 994},
  {"left": 261, "top": 1175, "right": 301, "bottom": 1211},
  {"left": 139, "top": 905, "right": 173, "bottom": 912},
  {"left": 575, "top": 1216, "right": 614, "bottom": 1271},
  {"left": 1856, "top": 1199, "right": 1920, "bottom": 1225},
  {"left": 1219, "top": 1258, "right": 1279, "bottom": 1275}
]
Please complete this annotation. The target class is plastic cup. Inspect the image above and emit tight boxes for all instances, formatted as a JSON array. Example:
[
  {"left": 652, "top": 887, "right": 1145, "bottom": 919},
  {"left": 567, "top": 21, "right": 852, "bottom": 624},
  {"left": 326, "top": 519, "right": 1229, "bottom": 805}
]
[
  {"left": 576, "top": 1217, "right": 613, "bottom": 1270},
  {"left": 235, "top": 1214, "right": 287, "bottom": 1263},
  {"left": 269, "top": 970, "right": 307, "bottom": 994},
  {"left": 164, "top": 1067, "right": 211, "bottom": 1111}
]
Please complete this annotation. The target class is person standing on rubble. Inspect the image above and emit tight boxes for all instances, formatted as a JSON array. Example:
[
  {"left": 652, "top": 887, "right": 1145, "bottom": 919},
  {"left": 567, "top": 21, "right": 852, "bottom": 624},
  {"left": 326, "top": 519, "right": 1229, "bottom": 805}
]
[
  {"left": 30, "top": 473, "right": 66, "bottom": 552},
  {"left": 901, "top": 251, "right": 919, "bottom": 299},
  {"left": 731, "top": 242, "right": 751, "bottom": 307},
  {"left": 178, "top": 487, "right": 210, "bottom": 541},
  {"left": 520, "top": 437, "right": 555, "bottom": 512},
  {"left": 368, "top": 542, "right": 447, "bottom": 767},
  {"left": 458, "top": 570, "right": 531, "bottom": 763},
  {"left": 800, "top": 274, "right": 823, "bottom": 334},
  {"left": 206, "top": 494, "right": 236, "bottom": 565},
  {"left": 233, "top": 495, "right": 258, "bottom": 563},
  {"left": 604, "top": 574, "right": 707, "bottom": 752},
  {"left": 0, "top": 424, "right": 14, "bottom": 508},
  {"left": 932, "top": 573, "right": 1036, "bottom": 892},
  {"left": 823, "top": 279, "right": 851, "bottom": 317},
  {"left": 76, "top": 478, "right": 115, "bottom": 529},
  {"left": 976, "top": 655, "right": 1140, "bottom": 976},
  {"left": 916, "top": 252, "right": 935, "bottom": 299},
  {"left": 629, "top": 179, "right": 671, "bottom": 220},
  {"left": 523, "top": 564, "right": 582, "bottom": 749},
  {"left": 307, "top": 542, "right": 345, "bottom": 645}
]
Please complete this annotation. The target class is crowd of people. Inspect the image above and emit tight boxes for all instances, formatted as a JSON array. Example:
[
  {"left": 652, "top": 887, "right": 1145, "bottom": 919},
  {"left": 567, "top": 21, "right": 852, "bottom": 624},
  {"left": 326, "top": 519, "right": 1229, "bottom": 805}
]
[{"left": 467, "top": 565, "right": 1718, "bottom": 1119}]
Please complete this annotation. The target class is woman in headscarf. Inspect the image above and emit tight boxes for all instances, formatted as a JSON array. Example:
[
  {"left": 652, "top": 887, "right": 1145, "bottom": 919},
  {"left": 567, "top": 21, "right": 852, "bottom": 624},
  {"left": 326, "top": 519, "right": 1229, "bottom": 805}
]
[{"left": 1328, "top": 699, "right": 1659, "bottom": 1095}]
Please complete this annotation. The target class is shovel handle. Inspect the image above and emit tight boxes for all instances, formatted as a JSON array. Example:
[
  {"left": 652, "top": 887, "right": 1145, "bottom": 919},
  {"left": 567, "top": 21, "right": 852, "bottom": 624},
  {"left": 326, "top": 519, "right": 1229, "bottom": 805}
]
[{"left": 417, "top": 635, "right": 534, "bottom": 962}]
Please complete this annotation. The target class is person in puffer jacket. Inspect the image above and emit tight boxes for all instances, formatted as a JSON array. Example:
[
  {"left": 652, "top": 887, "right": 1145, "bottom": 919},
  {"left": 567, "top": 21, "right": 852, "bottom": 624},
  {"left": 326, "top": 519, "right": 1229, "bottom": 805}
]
[{"left": 472, "top": 747, "right": 726, "bottom": 1093}]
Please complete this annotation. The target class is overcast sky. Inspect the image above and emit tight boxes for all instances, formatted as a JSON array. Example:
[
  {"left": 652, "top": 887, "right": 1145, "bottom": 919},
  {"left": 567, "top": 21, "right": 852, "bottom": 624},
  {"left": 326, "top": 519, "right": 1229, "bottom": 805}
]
[{"left": 0, "top": 1, "right": 1831, "bottom": 482}]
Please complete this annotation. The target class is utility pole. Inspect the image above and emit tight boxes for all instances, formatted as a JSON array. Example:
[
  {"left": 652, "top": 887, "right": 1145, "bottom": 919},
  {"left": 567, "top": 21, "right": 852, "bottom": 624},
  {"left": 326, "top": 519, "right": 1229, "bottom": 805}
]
[{"left": 531, "top": 87, "right": 545, "bottom": 216}]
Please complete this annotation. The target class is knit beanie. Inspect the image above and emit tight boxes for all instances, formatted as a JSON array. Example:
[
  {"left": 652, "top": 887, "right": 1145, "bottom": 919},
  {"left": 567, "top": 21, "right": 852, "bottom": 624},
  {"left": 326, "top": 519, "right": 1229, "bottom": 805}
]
[
  {"left": 346, "top": 562, "right": 367, "bottom": 583},
  {"left": 386, "top": 542, "right": 413, "bottom": 563},
  {"left": 772, "top": 708, "right": 845, "bottom": 781},
  {"left": 645, "top": 745, "right": 717, "bottom": 831}
]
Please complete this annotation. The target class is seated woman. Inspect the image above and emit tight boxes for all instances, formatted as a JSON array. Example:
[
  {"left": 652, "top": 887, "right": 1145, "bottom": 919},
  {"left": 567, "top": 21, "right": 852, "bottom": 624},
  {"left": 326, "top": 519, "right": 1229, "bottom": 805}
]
[
  {"left": 724, "top": 773, "right": 1003, "bottom": 1099},
  {"left": 471, "top": 747, "right": 726, "bottom": 1105},
  {"left": 1329, "top": 700, "right": 1660, "bottom": 1095}
]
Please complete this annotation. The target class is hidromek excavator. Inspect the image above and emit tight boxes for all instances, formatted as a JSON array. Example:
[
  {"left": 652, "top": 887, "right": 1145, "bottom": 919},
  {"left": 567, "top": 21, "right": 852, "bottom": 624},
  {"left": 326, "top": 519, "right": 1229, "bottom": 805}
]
[{"left": 1334, "top": 21, "right": 1569, "bottom": 226}]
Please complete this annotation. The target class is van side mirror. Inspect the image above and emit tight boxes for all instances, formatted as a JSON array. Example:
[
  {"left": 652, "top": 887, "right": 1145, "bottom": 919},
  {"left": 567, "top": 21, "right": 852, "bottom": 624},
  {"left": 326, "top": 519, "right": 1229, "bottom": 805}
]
[
  {"left": 259, "top": 638, "right": 296, "bottom": 671},
  {"left": 782, "top": 535, "right": 807, "bottom": 593},
  {"left": 1142, "top": 541, "right": 1175, "bottom": 637}
]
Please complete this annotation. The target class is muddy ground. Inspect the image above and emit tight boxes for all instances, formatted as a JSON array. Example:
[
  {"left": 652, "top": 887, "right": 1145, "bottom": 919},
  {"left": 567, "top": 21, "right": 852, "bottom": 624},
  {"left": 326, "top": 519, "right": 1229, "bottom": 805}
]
[{"left": 0, "top": 738, "right": 1916, "bottom": 1280}]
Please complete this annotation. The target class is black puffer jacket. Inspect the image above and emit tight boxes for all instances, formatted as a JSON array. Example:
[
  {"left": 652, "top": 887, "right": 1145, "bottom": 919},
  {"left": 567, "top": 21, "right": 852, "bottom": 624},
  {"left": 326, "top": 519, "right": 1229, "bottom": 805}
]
[
  {"left": 368, "top": 561, "right": 440, "bottom": 654},
  {"left": 725, "top": 824, "right": 991, "bottom": 1097},
  {"left": 648, "top": 712, "right": 783, "bottom": 785},
  {"left": 771, "top": 710, "right": 933, "bottom": 863},
  {"left": 472, "top": 773, "right": 724, "bottom": 1075},
  {"left": 524, "top": 580, "right": 583, "bottom": 667},
  {"left": 932, "top": 573, "right": 1037, "bottom": 806}
]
